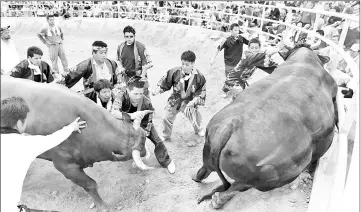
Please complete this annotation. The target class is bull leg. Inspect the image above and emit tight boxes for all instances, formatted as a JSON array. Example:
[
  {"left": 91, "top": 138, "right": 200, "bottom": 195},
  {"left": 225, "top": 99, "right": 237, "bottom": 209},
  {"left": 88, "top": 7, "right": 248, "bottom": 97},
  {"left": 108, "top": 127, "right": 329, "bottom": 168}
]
[
  {"left": 192, "top": 165, "right": 213, "bottom": 183},
  {"left": 197, "top": 168, "right": 232, "bottom": 204},
  {"left": 211, "top": 182, "right": 251, "bottom": 209},
  {"left": 53, "top": 162, "right": 109, "bottom": 212}
]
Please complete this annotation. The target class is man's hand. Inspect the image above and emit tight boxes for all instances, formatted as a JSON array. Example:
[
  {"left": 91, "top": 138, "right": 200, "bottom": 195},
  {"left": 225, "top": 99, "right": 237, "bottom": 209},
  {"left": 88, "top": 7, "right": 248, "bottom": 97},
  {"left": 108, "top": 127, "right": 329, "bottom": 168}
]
[
  {"left": 186, "top": 100, "right": 196, "bottom": 108},
  {"left": 210, "top": 58, "right": 215, "bottom": 66},
  {"left": 70, "top": 117, "right": 87, "bottom": 133},
  {"left": 130, "top": 110, "right": 153, "bottom": 120}
]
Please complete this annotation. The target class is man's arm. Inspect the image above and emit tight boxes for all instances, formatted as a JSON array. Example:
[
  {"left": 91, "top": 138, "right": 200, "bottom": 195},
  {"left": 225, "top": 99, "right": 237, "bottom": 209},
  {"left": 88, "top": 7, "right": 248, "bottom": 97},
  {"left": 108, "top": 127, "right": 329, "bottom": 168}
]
[
  {"left": 153, "top": 69, "right": 175, "bottom": 95},
  {"left": 59, "top": 27, "right": 64, "bottom": 40},
  {"left": 57, "top": 62, "right": 88, "bottom": 88},
  {"left": 241, "top": 35, "right": 249, "bottom": 45},
  {"left": 44, "top": 62, "right": 54, "bottom": 83},
  {"left": 141, "top": 46, "right": 153, "bottom": 75},
  {"left": 26, "top": 124, "right": 74, "bottom": 157},
  {"left": 211, "top": 37, "right": 227, "bottom": 65},
  {"left": 189, "top": 77, "right": 206, "bottom": 107},
  {"left": 37, "top": 28, "right": 49, "bottom": 46},
  {"left": 9, "top": 66, "right": 23, "bottom": 78}
]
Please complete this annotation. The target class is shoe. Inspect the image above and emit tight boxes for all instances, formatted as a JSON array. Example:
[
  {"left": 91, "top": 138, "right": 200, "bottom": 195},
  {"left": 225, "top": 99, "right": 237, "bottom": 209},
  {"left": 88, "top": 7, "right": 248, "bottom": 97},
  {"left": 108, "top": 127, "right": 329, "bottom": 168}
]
[
  {"left": 222, "top": 92, "right": 228, "bottom": 98},
  {"left": 167, "top": 160, "right": 176, "bottom": 174},
  {"left": 197, "top": 129, "right": 205, "bottom": 137},
  {"left": 344, "top": 89, "right": 353, "bottom": 98},
  {"left": 341, "top": 89, "right": 349, "bottom": 95}
]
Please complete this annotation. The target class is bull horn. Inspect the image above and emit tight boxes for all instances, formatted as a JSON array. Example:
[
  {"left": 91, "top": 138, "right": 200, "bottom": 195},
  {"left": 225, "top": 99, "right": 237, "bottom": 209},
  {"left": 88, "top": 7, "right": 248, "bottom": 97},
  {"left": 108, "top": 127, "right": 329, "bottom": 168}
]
[{"left": 132, "top": 150, "right": 154, "bottom": 171}]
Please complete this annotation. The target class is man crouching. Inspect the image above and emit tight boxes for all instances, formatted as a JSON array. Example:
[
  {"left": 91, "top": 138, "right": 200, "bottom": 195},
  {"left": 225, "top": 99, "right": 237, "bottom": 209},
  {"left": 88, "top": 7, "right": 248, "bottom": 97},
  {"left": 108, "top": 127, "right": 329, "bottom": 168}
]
[{"left": 110, "top": 76, "right": 176, "bottom": 174}]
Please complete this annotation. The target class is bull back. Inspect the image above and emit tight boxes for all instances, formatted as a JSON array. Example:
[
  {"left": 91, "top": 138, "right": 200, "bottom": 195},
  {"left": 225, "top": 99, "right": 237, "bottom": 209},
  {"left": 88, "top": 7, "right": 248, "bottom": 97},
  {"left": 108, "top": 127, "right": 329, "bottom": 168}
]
[{"left": 1, "top": 76, "right": 141, "bottom": 164}]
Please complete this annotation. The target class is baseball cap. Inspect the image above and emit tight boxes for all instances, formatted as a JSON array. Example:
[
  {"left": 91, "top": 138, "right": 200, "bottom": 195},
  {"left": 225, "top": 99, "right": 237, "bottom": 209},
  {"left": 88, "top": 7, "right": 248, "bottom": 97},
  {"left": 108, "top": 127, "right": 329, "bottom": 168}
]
[
  {"left": 350, "top": 44, "right": 359, "bottom": 52},
  {"left": 0, "top": 26, "right": 10, "bottom": 32}
]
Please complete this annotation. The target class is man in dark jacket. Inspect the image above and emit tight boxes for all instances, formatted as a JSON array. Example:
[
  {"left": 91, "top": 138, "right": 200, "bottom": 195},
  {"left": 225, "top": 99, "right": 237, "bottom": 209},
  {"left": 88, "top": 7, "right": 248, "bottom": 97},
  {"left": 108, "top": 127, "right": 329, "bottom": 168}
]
[
  {"left": 10, "top": 46, "right": 54, "bottom": 83},
  {"left": 111, "top": 76, "right": 176, "bottom": 174},
  {"left": 56, "top": 41, "right": 123, "bottom": 96}
]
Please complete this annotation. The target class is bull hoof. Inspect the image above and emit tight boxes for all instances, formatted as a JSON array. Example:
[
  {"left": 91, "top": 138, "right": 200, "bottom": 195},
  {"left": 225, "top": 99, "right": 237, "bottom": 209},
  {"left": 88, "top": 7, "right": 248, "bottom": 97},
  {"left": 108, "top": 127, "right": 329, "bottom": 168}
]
[
  {"left": 191, "top": 174, "right": 202, "bottom": 183},
  {"left": 211, "top": 192, "right": 226, "bottom": 209}
]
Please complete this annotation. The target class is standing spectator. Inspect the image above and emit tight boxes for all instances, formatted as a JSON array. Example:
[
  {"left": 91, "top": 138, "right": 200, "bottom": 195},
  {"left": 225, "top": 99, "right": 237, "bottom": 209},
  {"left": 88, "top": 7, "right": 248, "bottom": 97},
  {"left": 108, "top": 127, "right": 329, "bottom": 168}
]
[
  {"left": 37, "top": 14, "right": 69, "bottom": 75},
  {"left": 9, "top": 46, "right": 54, "bottom": 83},
  {"left": 1, "top": 26, "right": 20, "bottom": 75},
  {"left": 294, "top": 1, "right": 316, "bottom": 43},
  {"left": 116, "top": 26, "right": 153, "bottom": 97},
  {"left": 210, "top": 23, "right": 249, "bottom": 96},
  {"left": 152, "top": 51, "right": 206, "bottom": 144}
]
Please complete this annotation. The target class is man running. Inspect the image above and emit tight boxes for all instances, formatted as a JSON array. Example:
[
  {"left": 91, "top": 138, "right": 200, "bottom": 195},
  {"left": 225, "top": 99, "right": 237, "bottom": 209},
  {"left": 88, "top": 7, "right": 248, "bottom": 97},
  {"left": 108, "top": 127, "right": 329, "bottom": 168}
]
[{"left": 210, "top": 23, "right": 249, "bottom": 96}]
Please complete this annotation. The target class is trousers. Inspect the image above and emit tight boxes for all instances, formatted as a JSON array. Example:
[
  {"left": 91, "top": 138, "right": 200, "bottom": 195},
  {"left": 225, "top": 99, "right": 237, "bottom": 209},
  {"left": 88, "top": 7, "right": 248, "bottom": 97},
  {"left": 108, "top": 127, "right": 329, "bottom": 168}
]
[{"left": 49, "top": 43, "right": 68, "bottom": 74}]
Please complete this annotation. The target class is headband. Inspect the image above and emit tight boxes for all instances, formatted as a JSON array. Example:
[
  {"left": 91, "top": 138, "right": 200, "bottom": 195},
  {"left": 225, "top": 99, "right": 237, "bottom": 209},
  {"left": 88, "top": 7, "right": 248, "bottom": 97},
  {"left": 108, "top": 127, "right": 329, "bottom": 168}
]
[{"left": 92, "top": 46, "right": 108, "bottom": 51}]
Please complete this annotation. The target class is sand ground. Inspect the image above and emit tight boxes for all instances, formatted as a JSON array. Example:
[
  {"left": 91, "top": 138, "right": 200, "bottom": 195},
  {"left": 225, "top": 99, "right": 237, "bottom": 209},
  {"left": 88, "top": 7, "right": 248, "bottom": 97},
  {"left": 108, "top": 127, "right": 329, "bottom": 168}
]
[{"left": 1, "top": 17, "right": 355, "bottom": 212}]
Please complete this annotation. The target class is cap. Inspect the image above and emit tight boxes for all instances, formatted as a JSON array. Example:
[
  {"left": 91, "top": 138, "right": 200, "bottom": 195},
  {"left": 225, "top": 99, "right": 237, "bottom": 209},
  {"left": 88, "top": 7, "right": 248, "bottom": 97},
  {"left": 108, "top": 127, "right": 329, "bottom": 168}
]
[
  {"left": 0, "top": 26, "right": 10, "bottom": 32},
  {"left": 350, "top": 44, "right": 359, "bottom": 52}
]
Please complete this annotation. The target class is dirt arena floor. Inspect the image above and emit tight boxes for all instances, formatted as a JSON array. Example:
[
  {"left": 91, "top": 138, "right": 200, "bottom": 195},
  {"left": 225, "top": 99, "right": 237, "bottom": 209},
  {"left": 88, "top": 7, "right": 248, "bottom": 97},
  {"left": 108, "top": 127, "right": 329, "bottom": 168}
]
[{"left": 1, "top": 17, "right": 355, "bottom": 212}]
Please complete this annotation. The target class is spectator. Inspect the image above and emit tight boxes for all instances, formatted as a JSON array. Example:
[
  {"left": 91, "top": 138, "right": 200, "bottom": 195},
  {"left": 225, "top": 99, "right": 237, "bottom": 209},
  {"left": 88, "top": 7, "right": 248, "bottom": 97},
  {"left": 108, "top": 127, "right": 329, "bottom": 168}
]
[
  {"left": 37, "top": 14, "right": 69, "bottom": 75},
  {"left": 1, "top": 26, "right": 20, "bottom": 75}
]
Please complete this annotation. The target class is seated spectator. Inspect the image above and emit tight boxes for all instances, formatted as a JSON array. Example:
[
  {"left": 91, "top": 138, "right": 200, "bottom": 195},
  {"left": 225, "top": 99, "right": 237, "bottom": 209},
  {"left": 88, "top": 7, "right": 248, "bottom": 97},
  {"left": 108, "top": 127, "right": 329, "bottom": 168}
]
[
  {"left": 294, "top": 1, "right": 316, "bottom": 43},
  {"left": 9, "top": 46, "right": 54, "bottom": 83},
  {"left": 85, "top": 79, "right": 114, "bottom": 111}
]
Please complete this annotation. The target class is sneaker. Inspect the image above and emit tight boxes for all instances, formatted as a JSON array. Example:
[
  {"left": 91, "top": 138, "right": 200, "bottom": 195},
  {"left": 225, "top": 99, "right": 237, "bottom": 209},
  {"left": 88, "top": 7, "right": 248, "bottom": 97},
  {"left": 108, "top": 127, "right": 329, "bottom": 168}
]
[
  {"left": 222, "top": 92, "right": 228, "bottom": 98},
  {"left": 196, "top": 129, "right": 205, "bottom": 137},
  {"left": 167, "top": 160, "right": 176, "bottom": 174}
]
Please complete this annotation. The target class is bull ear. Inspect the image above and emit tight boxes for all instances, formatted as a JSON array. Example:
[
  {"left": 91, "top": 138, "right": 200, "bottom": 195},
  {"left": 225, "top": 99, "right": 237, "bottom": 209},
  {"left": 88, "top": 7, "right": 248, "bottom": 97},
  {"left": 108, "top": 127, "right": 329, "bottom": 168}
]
[{"left": 318, "top": 55, "right": 330, "bottom": 65}]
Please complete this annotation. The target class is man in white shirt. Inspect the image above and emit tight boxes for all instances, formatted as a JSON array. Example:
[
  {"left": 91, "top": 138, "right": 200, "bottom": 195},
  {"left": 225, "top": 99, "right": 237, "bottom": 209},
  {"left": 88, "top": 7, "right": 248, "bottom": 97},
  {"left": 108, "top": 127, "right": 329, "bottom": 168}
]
[
  {"left": 1, "top": 96, "right": 87, "bottom": 212},
  {"left": 1, "top": 26, "right": 20, "bottom": 75}
]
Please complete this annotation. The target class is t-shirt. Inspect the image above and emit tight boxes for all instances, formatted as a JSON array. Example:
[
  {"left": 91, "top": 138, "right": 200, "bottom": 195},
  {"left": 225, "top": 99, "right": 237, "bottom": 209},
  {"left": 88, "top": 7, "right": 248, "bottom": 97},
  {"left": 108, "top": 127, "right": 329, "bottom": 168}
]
[
  {"left": 121, "top": 43, "right": 136, "bottom": 71},
  {"left": 218, "top": 36, "right": 249, "bottom": 67},
  {"left": 128, "top": 103, "right": 138, "bottom": 113}
]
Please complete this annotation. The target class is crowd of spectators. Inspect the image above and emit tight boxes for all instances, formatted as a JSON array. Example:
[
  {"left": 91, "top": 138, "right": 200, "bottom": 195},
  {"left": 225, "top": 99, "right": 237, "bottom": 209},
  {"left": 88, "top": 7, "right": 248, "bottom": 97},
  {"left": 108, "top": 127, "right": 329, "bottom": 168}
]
[{"left": 1, "top": 1, "right": 360, "bottom": 48}]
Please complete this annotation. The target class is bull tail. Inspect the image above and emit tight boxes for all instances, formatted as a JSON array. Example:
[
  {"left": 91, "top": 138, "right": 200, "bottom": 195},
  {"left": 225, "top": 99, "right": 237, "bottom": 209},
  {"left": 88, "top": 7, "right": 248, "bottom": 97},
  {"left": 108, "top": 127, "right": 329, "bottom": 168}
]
[
  {"left": 198, "top": 120, "right": 237, "bottom": 204},
  {"left": 333, "top": 96, "right": 339, "bottom": 132}
]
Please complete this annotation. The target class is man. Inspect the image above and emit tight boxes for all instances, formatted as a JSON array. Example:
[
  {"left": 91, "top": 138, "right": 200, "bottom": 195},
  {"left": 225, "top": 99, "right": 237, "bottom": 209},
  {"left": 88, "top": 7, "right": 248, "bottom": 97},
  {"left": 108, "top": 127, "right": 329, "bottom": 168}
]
[
  {"left": 224, "top": 38, "right": 279, "bottom": 100},
  {"left": 116, "top": 25, "right": 153, "bottom": 97},
  {"left": 210, "top": 23, "right": 249, "bottom": 96},
  {"left": 153, "top": 50, "right": 206, "bottom": 144},
  {"left": 86, "top": 79, "right": 114, "bottom": 111},
  {"left": 9, "top": 46, "right": 54, "bottom": 83},
  {"left": 111, "top": 76, "right": 176, "bottom": 174},
  {"left": 1, "top": 97, "right": 86, "bottom": 212},
  {"left": 56, "top": 41, "right": 122, "bottom": 97},
  {"left": 37, "top": 14, "right": 69, "bottom": 74},
  {"left": 1, "top": 26, "right": 20, "bottom": 75}
]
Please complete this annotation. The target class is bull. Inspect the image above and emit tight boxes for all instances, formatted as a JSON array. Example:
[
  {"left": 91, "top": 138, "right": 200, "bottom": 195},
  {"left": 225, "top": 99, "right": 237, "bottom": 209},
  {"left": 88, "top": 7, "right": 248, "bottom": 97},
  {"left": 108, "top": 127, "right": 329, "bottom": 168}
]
[
  {"left": 193, "top": 45, "right": 338, "bottom": 209},
  {"left": 1, "top": 76, "right": 154, "bottom": 212}
]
